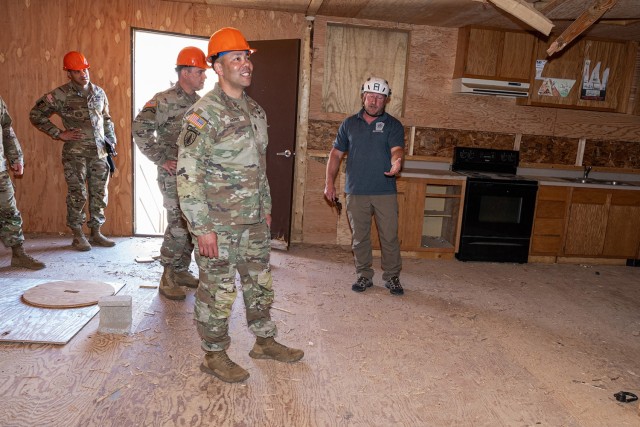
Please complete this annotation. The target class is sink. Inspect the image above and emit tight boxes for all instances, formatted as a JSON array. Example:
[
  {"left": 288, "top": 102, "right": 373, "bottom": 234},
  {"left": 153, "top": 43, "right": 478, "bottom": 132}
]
[{"left": 559, "top": 177, "right": 636, "bottom": 187}]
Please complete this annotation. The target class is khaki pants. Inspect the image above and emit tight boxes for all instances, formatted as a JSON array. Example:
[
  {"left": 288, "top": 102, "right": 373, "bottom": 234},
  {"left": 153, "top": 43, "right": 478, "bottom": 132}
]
[{"left": 346, "top": 194, "right": 402, "bottom": 282}]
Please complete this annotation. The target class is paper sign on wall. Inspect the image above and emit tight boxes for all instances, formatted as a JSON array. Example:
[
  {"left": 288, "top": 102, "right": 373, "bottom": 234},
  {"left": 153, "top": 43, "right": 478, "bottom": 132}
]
[
  {"left": 538, "top": 78, "right": 575, "bottom": 97},
  {"left": 581, "top": 59, "right": 609, "bottom": 101}
]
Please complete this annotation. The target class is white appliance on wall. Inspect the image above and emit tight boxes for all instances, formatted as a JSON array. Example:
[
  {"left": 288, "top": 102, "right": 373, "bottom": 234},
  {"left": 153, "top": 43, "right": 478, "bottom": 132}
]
[{"left": 452, "top": 77, "right": 530, "bottom": 98}]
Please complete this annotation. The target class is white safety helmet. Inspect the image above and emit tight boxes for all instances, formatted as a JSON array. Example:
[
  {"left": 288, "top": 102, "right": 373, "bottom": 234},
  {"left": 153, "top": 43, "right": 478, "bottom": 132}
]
[{"left": 361, "top": 77, "right": 391, "bottom": 97}]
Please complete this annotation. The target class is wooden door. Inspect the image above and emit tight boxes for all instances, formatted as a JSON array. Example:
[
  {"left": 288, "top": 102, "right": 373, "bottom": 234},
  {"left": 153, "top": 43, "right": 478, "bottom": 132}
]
[
  {"left": 563, "top": 189, "right": 609, "bottom": 256},
  {"left": 245, "top": 39, "right": 300, "bottom": 248},
  {"left": 602, "top": 191, "right": 640, "bottom": 257}
]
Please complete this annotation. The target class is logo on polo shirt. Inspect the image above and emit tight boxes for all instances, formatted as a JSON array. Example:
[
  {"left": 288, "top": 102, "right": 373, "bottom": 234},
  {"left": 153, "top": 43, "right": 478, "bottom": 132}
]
[{"left": 374, "top": 122, "right": 385, "bottom": 133}]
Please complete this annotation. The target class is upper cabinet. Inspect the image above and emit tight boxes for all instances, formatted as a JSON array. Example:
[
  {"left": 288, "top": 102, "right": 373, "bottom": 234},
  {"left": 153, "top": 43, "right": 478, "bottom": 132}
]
[
  {"left": 454, "top": 27, "right": 536, "bottom": 82},
  {"left": 518, "top": 37, "right": 638, "bottom": 113}
]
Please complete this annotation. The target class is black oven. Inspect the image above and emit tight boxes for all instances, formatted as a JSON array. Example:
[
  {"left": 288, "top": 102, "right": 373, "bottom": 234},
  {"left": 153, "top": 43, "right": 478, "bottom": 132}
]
[{"left": 452, "top": 147, "right": 538, "bottom": 263}]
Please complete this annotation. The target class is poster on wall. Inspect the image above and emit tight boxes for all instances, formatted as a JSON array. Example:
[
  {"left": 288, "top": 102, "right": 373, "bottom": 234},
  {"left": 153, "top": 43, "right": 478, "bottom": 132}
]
[{"left": 580, "top": 59, "right": 609, "bottom": 101}]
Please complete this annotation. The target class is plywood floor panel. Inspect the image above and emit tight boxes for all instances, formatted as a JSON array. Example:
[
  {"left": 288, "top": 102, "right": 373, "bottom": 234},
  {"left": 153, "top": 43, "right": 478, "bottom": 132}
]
[
  {"left": 0, "top": 237, "right": 639, "bottom": 426},
  {"left": 0, "top": 278, "right": 124, "bottom": 344}
]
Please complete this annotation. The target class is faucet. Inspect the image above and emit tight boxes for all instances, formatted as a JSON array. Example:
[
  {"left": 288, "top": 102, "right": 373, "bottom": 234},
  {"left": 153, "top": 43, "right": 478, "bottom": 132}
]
[{"left": 583, "top": 165, "right": 592, "bottom": 179}]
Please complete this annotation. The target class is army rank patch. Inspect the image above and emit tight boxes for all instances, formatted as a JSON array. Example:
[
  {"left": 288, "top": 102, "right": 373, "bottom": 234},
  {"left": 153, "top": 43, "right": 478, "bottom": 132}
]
[
  {"left": 183, "top": 127, "right": 199, "bottom": 147},
  {"left": 186, "top": 112, "right": 207, "bottom": 129}
]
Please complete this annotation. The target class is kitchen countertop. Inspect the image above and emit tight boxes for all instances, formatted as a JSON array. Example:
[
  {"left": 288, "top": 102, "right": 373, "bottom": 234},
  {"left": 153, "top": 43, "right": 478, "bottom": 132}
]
[{"left": 399, "top": 161, "right": 640, "bottom": 190}]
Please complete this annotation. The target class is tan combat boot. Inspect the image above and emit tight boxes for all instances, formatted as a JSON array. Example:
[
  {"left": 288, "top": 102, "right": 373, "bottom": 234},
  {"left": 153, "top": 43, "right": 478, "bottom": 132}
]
[
  {"left": 159, "top": 267, "right": 186, "bottom": 300},
  {"left": 249, "top": 336, "right": 304, "bottom": 363},
  {"left": 90, "top": 226, "right": 116, "bottom": 247},
  {"left": 200, "top": 350, "right": 250, "bottom": 383},
  {"left": 11, "top": 244, "right": 46, "bottom": 270},
  {"left": 71, "top": 227, "right": 91, "bottom": 251},
  {"left": 174, "top": 269, "right": 199, "bottom": 288}
]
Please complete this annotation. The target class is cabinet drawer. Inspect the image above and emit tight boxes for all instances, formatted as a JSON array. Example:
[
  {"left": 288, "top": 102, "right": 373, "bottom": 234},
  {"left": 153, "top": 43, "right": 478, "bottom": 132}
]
[
  {"left": 533, "top": 218, "right": 564, "bottom": 236},
  {"left": 538, "top": 185, "right": 570, "bottom": 201},
  {"left": 610, "top": 191, "right": 640, "bottom": 206},
  {"left": 531, "top": 236, "right": 563, "bottom": 254},
  {"left": 571, "top": 188, "right": 609, "bottom": 204},
  {"left": 536, "top": 200, "right": 567, "bottom": 219}
]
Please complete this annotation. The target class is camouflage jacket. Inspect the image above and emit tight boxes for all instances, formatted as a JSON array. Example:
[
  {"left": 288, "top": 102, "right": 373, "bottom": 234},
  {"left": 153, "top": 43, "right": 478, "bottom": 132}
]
[
  {"left": 0, "top": 96, "right": 23, "bottom": 173},
  {"left": 176, "top": 83, "right": 271, "bottom": 235},
  {"left": 132, "top": 83, "right": 199, "bottom": 167},
  {"left": 29, "top": 81, "right": 116, "bottom": 159}
]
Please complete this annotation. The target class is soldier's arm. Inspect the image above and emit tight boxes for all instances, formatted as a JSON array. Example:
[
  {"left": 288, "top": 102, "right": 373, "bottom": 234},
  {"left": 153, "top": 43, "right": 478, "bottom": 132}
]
[
  {"left": 176, "top": 110, "right": 217, "bottom": 236},
  {"left": 29, "top": 93, "right": 63, "bottom": 139},
  {"left": 1, "top": 101, "right": 24, "bottom": 166},
  {"left": 132, "top": 96, "right": 166, "bottom": 166},
  {"left": 102, "top": 92, "right": 117, "bottom": 148}
]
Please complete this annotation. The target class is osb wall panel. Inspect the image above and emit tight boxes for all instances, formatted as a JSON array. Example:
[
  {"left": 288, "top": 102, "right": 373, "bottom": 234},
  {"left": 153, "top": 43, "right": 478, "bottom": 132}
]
[
  {"left": 302, "top": 157, "right": 337, "bottom": 244},
  {"left": 309, "top": 17, "right": 640, "bottom": 141},
  {"left": 307, "top": 119, "right": 411, "bottom": 155},
  {"left": 412, "top": 128, "right": 515, "bottom": 158},
  {"left": 308, "top": 120, "right": 342, "bottom": 151},
  {"left": 192, "top": 5, "right": 306, "bottom": 39},
  {"left": 322, "top": 24, "right": 408, "bottom": 117},
  {"left": 584, "top": 140, "right": 640, "bottom": 168},
  {"left": 520, "top": 136, "right": 579, "bottom": 165},
  {"left": 0, "top": 0, "right": 305, "bottom": 236}
]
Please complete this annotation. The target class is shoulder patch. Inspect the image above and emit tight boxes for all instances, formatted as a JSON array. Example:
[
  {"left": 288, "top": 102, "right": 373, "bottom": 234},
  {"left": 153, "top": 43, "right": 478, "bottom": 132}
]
[
  {"left": 183, "top": 128, "right": 199, "bottom": 147},
  {"left": 46, "top": 93, "right": 55, "bottom": 104},
  {"left": 186, "top": 112, "right": 207, "bottom": 130},
  {"left": 144, "top": 100, "right": 157, "bottom": 108}
]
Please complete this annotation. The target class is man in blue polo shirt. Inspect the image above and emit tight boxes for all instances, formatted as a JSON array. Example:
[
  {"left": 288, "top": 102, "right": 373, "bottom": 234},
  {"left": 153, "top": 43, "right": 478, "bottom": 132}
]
[{"left": 324, "top": 77, "right": 405, "bottom": 295}]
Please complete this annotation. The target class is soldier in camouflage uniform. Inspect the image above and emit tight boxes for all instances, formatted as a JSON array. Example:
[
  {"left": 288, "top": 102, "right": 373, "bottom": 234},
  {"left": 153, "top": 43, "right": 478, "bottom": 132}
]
[
  {"left": 0, "top": 96, "right": 45, "bottom": 270},
  {"left": 29, "top": 51, "right": 117, "bottom": 251},
  {"left": 177, "top": 27, "right": 303, "bottom": 384},
  {"left": 133, "top": 47, "right": 208, "bottom": 300}
]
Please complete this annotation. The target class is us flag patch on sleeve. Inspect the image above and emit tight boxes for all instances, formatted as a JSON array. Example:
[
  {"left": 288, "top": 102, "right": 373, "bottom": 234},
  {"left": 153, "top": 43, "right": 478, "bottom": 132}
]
[{"left": 186, "top": 112, "right": 207, "bottom": 129}]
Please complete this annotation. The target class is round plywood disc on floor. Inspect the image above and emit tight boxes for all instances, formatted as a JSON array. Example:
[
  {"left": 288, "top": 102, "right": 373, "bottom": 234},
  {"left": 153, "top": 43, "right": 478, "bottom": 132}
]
[{"left": 22, "top": 280, "right": 115, "bottom": 308}]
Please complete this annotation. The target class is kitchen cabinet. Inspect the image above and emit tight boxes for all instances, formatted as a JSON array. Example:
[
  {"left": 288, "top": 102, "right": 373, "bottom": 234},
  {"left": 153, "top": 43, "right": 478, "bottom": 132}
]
[
  {"left": 517, "top": 37, "right": 637, "bottom": 113},
  {"left": 453, "top": 26, "right": 536, "bottom": 82},
  {"left": 530, "top": 184, "right": 640, "bottom": 262},
  {"left": 529, "top": 185, "right": 570, "bottom": 257},
  {"left": 372, "top": 177, "right": 465, "bottom": 259},
  {"left": 563, "top": 188, "right": 640, "bottom": 258}
]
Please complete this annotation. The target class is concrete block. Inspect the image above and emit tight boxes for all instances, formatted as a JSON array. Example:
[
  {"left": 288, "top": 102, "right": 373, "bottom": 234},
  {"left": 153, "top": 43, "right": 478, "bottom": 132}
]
[{"left": 98, "top": 295, "right": 132, "bottom": 334}]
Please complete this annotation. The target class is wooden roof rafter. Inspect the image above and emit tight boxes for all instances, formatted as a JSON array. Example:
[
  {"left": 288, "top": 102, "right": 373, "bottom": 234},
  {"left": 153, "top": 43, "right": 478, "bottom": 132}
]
[{"left": 546, "top": 0, "right": 619, "bottom": 56}]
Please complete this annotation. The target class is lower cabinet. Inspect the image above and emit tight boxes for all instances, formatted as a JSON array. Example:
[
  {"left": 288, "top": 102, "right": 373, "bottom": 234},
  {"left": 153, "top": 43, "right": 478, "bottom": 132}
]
[
  {"left": 530, "top": 185, "right": 570, "bottom": 257},
  {"left": 371, "top": 177, "right": 465, "bottom": 258},
  {"left": 531, "top": 185, "right": 640, "bottom": 261}
]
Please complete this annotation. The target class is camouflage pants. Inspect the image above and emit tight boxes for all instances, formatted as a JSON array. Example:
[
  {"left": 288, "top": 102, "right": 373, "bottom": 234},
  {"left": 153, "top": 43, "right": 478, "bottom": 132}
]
[
  {"left": 157, "top": 168, "right": 194, "bottom": 271},
  {"left": 62, "top": 152, "right": 110, "bottom": 229},
  {"left": 193, "top": 221, "right": 276, "bottom": 352},
  {"left": 0, "top": 171, "right": 24, "bottom": 248}
]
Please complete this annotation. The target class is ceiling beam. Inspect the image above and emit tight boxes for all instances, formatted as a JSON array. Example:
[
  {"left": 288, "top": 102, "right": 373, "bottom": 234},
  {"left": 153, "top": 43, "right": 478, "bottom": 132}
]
[
  {"left": 487, "top": 0, "right": 555, "bottom": 35},
  {"left": 546, "top": 0, "right": 618, "bottom": 56}
]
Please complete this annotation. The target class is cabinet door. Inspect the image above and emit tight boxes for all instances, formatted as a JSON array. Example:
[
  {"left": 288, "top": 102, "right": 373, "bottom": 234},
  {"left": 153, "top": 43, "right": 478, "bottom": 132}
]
[
  {"left": 530, "top": 186, "right": 570, "bottom": 255},
  {"left": 602, "top": 191, "right": 640, "bottom": 257},
  {"left": 370, "top": 179, "right": 423, "bottom": 250},
  {"left": 563, "top": 189, "right": 608, "bottom": 256},
  {"left": 455, "top": 27, "right": 535, "bottom": 82},
  {"left": 521, "top": 38, "right": 635, "bottom": 113}
]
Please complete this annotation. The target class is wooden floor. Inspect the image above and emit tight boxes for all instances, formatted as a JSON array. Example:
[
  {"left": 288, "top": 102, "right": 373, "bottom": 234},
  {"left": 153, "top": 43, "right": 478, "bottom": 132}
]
[{"left": 0, "top": 235, "right": 639, "bottom": 426}]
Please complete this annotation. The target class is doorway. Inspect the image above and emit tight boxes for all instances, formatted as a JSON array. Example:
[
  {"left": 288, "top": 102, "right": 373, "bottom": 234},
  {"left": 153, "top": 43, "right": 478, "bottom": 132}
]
[
  {"left": 132, "top": 29, "right": 215, "bottom": 235},
  {"left": 132, "top": 31, "right": 300, "bottom": 247}
]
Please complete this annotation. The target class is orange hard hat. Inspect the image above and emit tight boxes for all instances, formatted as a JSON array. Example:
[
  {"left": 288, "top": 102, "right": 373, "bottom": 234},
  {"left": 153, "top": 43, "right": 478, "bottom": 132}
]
[
  {"left": 207, "top": 27, "right": 256, "bottom": 61},
  {"left": 63, "top": 51, "right": 90, "bottom": 71},
  {"left": 176, "top": 46, "right": 208, "bottom": 69}
]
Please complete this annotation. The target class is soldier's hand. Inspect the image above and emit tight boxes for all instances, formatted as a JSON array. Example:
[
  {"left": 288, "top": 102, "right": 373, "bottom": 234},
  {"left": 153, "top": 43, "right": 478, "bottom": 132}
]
[
  {"left": 59, "top": 128, "right": 83, "bottom": 141},
  {"left": 197, "top": 232, "right": 219, "bottom": 259},
  {"left": 162, "top": 160, "right": 178, "bottom": 175},
  {"left": 11, "top": 163, "right": 24, "bottom": 177}
]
